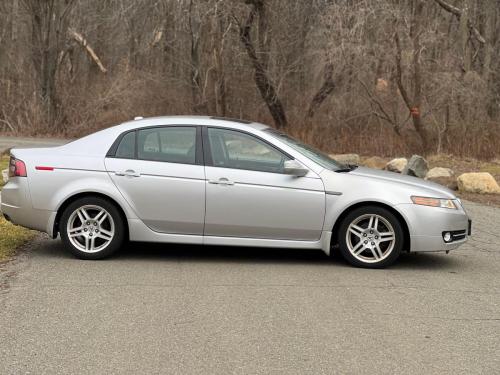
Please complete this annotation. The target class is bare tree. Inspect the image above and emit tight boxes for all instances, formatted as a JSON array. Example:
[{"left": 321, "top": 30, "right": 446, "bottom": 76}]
[
  {"left": 22, "top": 0, "right": 75, "bottom": 128},
  {"left": 238, "top": 0, "right": 287, "bottom": 129},
  {"left": 0, "top": 0, "right": 498, "bottom": 158},
  {"left": 393, "top": 1, "right": 430, "bottom": 153}
]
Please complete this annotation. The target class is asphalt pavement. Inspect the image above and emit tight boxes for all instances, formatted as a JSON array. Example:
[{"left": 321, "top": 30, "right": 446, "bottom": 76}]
[{"left": 0, "top": 201, "right": 499, "bottom": 374}]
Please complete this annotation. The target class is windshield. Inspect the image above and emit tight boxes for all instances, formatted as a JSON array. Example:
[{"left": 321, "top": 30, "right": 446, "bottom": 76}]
[{"left": 264, "top": 129, "right": 345, "bottom": 171}]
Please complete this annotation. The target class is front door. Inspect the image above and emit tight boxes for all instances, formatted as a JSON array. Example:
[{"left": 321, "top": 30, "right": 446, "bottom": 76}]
[
  {"left": 203, "top": 127, "right": 325, "bottom": 241},
  {"left": 105, "top": 126, "right": 205, "bottom": 235}
]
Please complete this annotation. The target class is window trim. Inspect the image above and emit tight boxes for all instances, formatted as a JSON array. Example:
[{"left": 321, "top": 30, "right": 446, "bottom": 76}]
[
  {"left": 106, "top": 125, "right": 203, "bottom": 166},
  {"left": 202, "top": 126, "right": 292, "bottom": 174}
]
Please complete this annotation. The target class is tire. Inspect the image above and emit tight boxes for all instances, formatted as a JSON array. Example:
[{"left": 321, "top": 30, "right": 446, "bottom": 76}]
[
  {"left": 60, "top": 196, "right": 125, "bottom": 260},
  {"left": 337, "top": 206, "right": 403, "bottom": 268}
]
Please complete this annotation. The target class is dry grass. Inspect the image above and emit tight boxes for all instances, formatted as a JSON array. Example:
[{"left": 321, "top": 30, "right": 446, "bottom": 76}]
[
  {"left": 0, "top": 155, "right": 35, "bottom": 261},
  {"left": 0, "top": 217, "right": 35, "bottom": 261},
  {"left": 427, "top": 154, "right": 500, "bottom": 181},
  {"left": 456, "top": 192, "right": 500, "bottom": 207}
]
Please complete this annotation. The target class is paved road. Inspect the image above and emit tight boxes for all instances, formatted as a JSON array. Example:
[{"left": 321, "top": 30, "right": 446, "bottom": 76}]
[
  {"left": 0, "top": 136, "right": 69, "bottom": 154},
  {"left": 0, "top": 201, "right": 499, "bottom": 374}
]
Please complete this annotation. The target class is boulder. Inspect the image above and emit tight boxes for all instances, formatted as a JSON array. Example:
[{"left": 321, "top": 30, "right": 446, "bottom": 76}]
[
  {"left": 457, "top": 172, "right": 500, "bottom": 194},
  {"left": 330, "top": 153, "right": 360, "bottom": 165},
  {"left": 363, "top": 156, "right": 386, "bottom": 169},
  {"left": 425, "top": 167, "right": 454, "bottom": 180},
  {"left": 402, "top": 154, "right": 428, "bottom": 178},
  {"left": 427, "top": 176, "right": 458, "bottom": 191},
  {"left": 385, "top": 158, "right": 407, "bottom": 173}
]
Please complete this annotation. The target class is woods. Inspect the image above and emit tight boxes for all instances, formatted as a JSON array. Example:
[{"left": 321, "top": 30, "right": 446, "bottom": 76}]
[{"left": 0, "top": 0, "right": 499, "bottom": 158}]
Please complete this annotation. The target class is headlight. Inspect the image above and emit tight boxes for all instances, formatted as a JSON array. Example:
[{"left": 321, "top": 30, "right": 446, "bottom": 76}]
[{"left": 411, "top": 196, "right": 457, "bottom": 209}]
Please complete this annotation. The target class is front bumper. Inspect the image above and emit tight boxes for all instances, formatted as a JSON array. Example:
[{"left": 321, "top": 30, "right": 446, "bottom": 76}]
[{"left": 396, "top": 202, "right": 470, "bottom": 253}]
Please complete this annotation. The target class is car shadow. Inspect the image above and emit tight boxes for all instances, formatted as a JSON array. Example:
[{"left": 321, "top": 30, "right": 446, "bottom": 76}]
[
  {"left": 39, "top": 238, "right": 463, "bottom": 270},
  {"left": 120, "top": 241, "right": 335, "bottom": 266}
]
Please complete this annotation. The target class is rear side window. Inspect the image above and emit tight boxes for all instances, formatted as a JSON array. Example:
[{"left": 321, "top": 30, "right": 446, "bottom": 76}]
[
  {"left": 115, "top": 131, "right": 136, "bottom": 159},
  {"left": 137, "top": 127, "right": 197, "bottom": 164}
]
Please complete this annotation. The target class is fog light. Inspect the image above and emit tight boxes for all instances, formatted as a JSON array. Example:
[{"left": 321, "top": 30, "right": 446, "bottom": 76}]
[{"left": 443, "top": 232, "right": 452, "bottom": 243}]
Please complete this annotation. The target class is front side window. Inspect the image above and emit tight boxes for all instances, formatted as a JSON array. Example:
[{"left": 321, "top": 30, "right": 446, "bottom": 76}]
[
  {"left": 137, "top": 127, "right": 197, "bottom": 164},
  {"left": 264, "top": 128, "right": 344, "bottom": 171},
  {"left": 207, "top": 128, "right": 288, "bottom": 173}
]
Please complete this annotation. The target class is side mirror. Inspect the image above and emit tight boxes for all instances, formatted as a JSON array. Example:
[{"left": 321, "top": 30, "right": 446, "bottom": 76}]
[{"left": 283, "top": 159, "right": 309, "bottom": 177}]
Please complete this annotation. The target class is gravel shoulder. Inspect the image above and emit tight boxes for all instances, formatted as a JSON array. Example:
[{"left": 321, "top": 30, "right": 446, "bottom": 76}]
[{"left": 0, "top": 201, "right": 499, "bottom": 374}]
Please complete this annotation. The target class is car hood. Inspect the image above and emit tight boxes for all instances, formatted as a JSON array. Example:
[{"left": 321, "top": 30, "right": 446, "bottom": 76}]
[{"left": 347, "top": 167, "right": 456, "bottom": 199}]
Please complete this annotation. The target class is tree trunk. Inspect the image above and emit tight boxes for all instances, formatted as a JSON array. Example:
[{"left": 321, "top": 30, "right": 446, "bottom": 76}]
[
  {"left": 239, "top": 1, "right": 287, "bottom": 129},
  {"left": 27, "top": 0, "right": 73, "bottom": 130},
  {"left": 213, "top": 5, "right": 227, "bottom": 117},
  {"left": 394, "top": 2, "right": 431, "bottom": 154},
  {"left": 458, "top": 0, "right": 471, "bottom": 72},
  {"left": 306, "top": 63, "right": 336, "bottom": 119},
  {"left": 410, "top": 2, "right": 429, "bottom": 153},
  {"left": 188, "top": 0, "right": 205, "bottom": 114}
]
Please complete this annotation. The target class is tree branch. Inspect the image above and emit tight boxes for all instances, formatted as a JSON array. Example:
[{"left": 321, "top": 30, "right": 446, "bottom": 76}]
[
  {"left": 433, "top": 0, "right": 485, "bottom": 44},
  {"left": 357, "top": 78, "right": 396, "bottom": 126},
  {"left": 68, "top": 28, "right": 107, "bottom": 73}
]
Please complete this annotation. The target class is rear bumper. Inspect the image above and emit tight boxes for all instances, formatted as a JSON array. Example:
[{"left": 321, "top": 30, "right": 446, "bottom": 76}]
[
  {"left": 396, "top": 202, "right": 470, "bottom": 253},
  {"left": 1, "top": 178, "right": 56, "bottom": 236}
]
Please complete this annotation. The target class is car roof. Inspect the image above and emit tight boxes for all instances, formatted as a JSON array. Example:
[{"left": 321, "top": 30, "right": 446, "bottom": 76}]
[
  {"left": 51, "top": 116, "right": 271, "bottom": 158},
  {"left": 114, "top": 115, "right": 270, "bottom": 133}
]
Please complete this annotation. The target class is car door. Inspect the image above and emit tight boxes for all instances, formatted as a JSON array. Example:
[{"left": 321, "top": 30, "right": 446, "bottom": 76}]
[
  {"left": 203, "top": 127, "right": 325, "bottom": 241},
  {"left": 105, "top": 126, "right": 205, "bottom": 235}
]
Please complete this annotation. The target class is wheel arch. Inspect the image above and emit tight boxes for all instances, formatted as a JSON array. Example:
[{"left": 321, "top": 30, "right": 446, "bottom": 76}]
[
  {"left": 330, "top": 201, "right": 411, "bottom": 253},
  {"left": 53, "top": 192, "right": 129, "bottom": 240}
]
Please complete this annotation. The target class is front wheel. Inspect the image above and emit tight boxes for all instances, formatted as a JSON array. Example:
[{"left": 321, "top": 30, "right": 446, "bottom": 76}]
[
  {"left": 60, "top": 197, "right": 125, "bottom": 260},
  {"left": 338, "top": 206, "right": 403, "bottom": 268}
]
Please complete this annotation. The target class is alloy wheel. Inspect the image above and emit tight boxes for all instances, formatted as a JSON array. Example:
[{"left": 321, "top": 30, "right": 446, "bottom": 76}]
[
  {"left": 66, "top": 205, "right": 115, "bottom": 253},
  {"left": 345, "top": 214, "right": 396, "bottom": 264}
]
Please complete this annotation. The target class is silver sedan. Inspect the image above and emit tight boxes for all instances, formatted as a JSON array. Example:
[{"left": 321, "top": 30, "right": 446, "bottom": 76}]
[{"left": 1, "top": 116, "right": 471, "bottom": 268}]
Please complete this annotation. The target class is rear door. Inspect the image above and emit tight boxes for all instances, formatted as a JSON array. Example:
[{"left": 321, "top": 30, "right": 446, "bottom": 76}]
[
  {"left": 203, "top": 127, "right": 325, "bottom": 241},
  {"left": 105, "top": 126, "right": 205, "bottom": 235}
]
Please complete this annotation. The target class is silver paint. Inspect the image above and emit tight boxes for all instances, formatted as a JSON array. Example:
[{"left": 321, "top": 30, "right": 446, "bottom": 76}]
[{"left": 1, "top": 116, "right": 470, "bottom": 255}]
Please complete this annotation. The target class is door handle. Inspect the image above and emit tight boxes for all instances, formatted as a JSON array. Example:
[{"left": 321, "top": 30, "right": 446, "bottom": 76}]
[
  {"left": 115, "top": 169, "right": 141, "bottom": 177},
  {"left": 208, "top": 178, "right": 234, "bottom": 185}
]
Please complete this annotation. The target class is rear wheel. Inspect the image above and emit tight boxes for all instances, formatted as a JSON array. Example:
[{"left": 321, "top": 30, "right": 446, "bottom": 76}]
[
  {"left": 338, "top": 206, "right": 403, "bottom": 268},
  {"left": 60, "top": 197, "right": 125, "bottom": 260}
]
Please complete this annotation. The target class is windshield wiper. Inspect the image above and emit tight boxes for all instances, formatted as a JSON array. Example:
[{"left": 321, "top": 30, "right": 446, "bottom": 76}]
[{"left": 335, "top": 164, "right": 358, "bottom": 173}]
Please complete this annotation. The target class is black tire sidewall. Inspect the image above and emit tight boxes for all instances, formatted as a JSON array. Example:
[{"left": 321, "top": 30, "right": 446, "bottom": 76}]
[
  {"left": 60, "top": 197, "right": 125, "bottom": 260},
  {"left": 338, "top": 206, "right": 403, "bottom": 268}
]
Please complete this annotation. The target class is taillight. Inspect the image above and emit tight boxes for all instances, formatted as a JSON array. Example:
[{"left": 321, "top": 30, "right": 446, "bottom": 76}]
[{"left": 8, "top": 157, "right": 27, "bottom": 177}]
